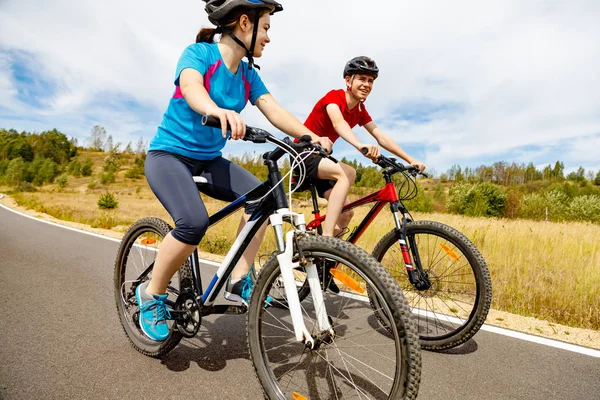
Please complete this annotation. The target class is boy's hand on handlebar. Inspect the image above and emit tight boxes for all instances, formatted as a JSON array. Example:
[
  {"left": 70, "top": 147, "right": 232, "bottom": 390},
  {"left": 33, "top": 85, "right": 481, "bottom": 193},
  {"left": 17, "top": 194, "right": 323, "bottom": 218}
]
[
  {"left": 208, "top": 107, "right": 246, "bottom": 140},
  {"left": 409, "top": 160, "right": 427, "bottom": 172},
  {"left": 312, "top": 137, "right": 333, "bottom": 154},
  {"left": 360, "top": 144, "right": 381, "bottom": 161}
]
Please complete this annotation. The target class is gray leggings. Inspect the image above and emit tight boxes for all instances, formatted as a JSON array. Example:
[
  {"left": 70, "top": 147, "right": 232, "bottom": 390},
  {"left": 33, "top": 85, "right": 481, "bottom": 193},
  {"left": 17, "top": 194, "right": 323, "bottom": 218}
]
[{"left": 145, "top": 150, "right": 261, "bottom": 245}]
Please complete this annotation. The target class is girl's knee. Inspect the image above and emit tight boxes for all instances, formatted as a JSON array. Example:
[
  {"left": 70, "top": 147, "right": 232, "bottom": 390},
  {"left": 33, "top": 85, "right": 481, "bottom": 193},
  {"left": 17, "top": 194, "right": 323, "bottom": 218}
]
[{"left": 173, "top": 217, "right": 208, "bottom": 245}]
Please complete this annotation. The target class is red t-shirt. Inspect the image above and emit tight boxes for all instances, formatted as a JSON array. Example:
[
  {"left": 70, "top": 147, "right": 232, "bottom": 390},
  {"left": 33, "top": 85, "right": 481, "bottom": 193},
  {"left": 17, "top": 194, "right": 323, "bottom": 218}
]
[{"left": 303, "top": 89, "right": 372, "bottom": 144}]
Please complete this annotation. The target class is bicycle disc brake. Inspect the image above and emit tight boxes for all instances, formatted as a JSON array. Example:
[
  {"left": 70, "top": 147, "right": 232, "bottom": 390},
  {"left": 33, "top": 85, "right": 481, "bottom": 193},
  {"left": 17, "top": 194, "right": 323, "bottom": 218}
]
[{"left": 175, "top": 291, "right": 201, "bottom": 338}]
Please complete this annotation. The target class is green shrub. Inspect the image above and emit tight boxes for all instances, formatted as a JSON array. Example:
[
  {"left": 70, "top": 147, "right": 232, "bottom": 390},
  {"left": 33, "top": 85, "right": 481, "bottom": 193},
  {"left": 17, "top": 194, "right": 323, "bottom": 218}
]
[
  {"left": 100, "top": 171, "right": 115, "bottom": 185},
  {"left": 447, "top": 182, "right": 507, "bottom": 217},
  {"left": 519, "top": 189, "right": 569, "bottom": 221},
  {"left": 68, "top": 159, "right": 82, "bottom": 177},
  {"left": 91, "top": 211, "right": 119, "bottom": 229},
  {"left": 98, "top": 192, "right": 118, "bottom": 209},
  {"left": 14, "top": 182, "right": 38, "bottom": 192},
  {"left": 566, "top": 195, "right": 600, "bottom": 223},
  {"left": 81, "top": 158, "right": 93, "bottom": 177},
  {"left": 103, "top": 151, "right": 121, "bottom": 173},
  {"left": 56, "top": 173, "right": 68, "bottom": 189},
  {"left": 124, "top": 165, "right": 144, "bottom": 179},
  {"left": 402, "top": 179, "right": 434, "bottom": 212},
  {"left": 36, "top": 158, "right": 58, "bottom": 184}
]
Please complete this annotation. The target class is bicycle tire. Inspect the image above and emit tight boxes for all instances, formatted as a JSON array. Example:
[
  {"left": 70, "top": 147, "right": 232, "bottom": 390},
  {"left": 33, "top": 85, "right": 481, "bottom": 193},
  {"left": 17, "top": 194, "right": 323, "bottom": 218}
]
[
  {"left": 114, "top": 217, "right": 193, "bottom": 358},
  {"left": 371, "top": 220, "right": 492, "bottom": 351},
  {"left": 247, "top": 235, "right": 421, "bottom": 399}
]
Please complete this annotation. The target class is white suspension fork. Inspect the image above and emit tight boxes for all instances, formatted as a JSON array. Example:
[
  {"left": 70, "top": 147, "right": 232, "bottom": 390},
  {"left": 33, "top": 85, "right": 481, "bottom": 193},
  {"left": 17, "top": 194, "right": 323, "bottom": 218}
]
[{"left": 270, "top": 211, "right": 332, "bottom": 348}]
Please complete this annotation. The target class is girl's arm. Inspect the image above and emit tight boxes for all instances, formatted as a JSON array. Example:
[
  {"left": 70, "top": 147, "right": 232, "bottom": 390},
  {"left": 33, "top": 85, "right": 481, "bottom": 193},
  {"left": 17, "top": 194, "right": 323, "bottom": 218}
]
[
  {"left": 179, "top": 68, "right": 246, "bottom": 139},
  {"left": 364, "top": 121, "right": 427, "bottom": 171},
  {"left": 325, "top": 104, "right": 381, "bottom": 159},
  {"left": 255, "top": 93, "right": 332, "bottom": 152}
]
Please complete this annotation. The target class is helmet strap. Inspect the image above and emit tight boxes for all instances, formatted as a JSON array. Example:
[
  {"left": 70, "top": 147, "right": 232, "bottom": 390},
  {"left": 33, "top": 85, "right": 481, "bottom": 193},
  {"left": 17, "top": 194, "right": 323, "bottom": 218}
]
[{"left": 226, "top": 9, "right": 261, "bottom": 70}]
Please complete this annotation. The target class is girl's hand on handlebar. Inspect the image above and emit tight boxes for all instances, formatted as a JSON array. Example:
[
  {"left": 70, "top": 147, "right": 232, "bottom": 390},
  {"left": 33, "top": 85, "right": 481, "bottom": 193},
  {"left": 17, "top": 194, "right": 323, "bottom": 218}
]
[
  {"left": 312, "top": 137, "right": 333, "bottom": 154},
  {"left": 360, "top": 144, "right": 381, "bottom": 161},
  {"left": 208, "top": 107, "right": 246, "bottom": 140}
]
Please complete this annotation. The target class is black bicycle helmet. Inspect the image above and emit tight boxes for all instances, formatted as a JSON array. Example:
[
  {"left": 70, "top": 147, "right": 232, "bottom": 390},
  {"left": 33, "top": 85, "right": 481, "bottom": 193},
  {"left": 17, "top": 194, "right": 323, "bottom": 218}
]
[
  {"left": 203, "top": 0, "right": 283, "bottom": 26},
  {"left": 202, "top": 0, "right": 283, "bottom": 69},
  {"left": 343, "top": 56, "right": 379, "bottom": 79}
]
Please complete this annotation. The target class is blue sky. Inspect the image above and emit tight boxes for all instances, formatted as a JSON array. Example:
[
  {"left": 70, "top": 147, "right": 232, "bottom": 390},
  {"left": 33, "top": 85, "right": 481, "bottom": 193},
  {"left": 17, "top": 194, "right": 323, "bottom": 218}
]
[{"left": 1, "top": 0, "right": 599, "bottom": 176}]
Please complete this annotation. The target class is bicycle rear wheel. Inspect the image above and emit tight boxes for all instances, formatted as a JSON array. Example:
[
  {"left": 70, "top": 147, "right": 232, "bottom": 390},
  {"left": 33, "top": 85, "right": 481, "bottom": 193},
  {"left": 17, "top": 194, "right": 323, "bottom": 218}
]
[
  {"left": 372, "top": 221, "right": 492, "bottom": 351},
  {"left": 114, "top": 217, "right": 193, "bottom": 357},
  {"left": 247, "top": 235, "right": 421, "bottom": 400}
]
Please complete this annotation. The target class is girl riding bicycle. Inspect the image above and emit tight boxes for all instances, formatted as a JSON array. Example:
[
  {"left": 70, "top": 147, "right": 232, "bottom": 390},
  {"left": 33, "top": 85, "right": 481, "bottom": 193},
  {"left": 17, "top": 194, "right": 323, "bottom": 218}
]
[
  {"left": 297, "top": 56, "right": 427, "bottom": 239},
  {"left": 138, "top": 0, "right": 332, "bottom": 342}
]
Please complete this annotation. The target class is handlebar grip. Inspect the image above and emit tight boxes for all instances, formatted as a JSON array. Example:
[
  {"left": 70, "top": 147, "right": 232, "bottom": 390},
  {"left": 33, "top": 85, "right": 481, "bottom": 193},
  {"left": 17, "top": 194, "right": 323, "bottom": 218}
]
[
  {"left": 361, "top": 147, "right": 368, "bottom": 155},
  {"left": 201, "top": 115, "right": 226, "bottom": 130}
]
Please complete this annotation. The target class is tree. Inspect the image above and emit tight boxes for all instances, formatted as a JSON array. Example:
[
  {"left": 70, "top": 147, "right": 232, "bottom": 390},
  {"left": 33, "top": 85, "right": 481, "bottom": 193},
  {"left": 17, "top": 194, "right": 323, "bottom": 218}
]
[
  {"left": 105, "top": 135, "right": 113, "bottom": 153},
  {"left": 124, "top": 142, "right": 133, "bottom": 154},
  {"left": 135, "top": 137, "right": 147, "bottom": 155},
  {"left": 567, "top": 166, "right": 586, "bottom": 182},
  {"left": 553, "top": 161, "right": 565, "bottom": 181},
  {"left": 595, "top": 171, "right": 600, "bottom": 186},
  {"left": 89, "top": 125, "right": 107, "bottom": 151},
  {"left": 5, "top": 157, "right": 26, "bottom": 185}
]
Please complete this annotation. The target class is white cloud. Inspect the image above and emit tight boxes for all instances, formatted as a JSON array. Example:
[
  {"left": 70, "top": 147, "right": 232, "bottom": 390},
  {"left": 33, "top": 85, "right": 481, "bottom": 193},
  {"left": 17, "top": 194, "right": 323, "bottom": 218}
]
[{"left": 1, "top": 0, "right": 599, "bottom": 172}]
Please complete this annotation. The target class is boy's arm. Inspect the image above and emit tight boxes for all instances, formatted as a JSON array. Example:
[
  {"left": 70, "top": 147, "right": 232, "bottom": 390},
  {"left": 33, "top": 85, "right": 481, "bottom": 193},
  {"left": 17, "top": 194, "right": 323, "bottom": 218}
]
[
  {"left": 325, "top": 104, "right": 380, "bottom": 159},
  {"left": 364, "top": 121, "right": 427, "bottom": 171},
  {"left": 255, "top": 93, "right": 332, "bottom": 152}
]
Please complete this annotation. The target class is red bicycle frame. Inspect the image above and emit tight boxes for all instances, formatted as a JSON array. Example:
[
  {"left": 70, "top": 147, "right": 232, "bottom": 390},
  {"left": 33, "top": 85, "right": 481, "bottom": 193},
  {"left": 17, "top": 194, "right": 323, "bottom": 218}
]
[{"left": 303, "top": 168, "right": 423, "bottom": 284}]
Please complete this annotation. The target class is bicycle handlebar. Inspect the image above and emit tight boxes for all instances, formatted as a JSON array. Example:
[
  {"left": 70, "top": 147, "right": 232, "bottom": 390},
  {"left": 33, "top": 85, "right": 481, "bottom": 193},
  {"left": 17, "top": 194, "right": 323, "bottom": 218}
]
[
  {"left": 202, "top": 114, "right": 337, "bottom": 163},
  {"left": 360, "top": 147, "right": 427, "bottom": 178}
]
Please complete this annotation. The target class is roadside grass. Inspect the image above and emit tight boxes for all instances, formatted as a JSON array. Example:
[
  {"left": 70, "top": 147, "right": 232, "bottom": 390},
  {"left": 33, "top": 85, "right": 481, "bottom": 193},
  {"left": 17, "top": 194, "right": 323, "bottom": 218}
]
[{"left": 2, "top": 166, "right": 599, "bottom": 331}]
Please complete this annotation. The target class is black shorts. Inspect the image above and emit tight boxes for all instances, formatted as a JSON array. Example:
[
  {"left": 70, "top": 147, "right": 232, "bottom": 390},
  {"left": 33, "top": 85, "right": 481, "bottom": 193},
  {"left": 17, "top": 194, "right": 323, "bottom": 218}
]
[{"left": 292, "top": 154, "right": 335, "bottom": 198}]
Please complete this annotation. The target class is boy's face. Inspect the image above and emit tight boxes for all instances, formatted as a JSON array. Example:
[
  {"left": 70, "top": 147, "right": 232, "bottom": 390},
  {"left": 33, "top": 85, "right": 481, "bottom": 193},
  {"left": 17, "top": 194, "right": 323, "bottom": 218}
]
[{"left": 346, "top": 74, "right": 376, "bottom": 101}]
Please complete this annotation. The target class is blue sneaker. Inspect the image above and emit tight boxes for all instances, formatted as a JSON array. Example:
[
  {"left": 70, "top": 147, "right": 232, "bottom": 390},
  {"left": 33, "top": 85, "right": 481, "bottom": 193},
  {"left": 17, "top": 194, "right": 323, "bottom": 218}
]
[
  {"left": 135, "top": 281, "right": 171, "bottom": 341},
  {"left": 224, "top": 275, "right": 273, "bottom": 306}
]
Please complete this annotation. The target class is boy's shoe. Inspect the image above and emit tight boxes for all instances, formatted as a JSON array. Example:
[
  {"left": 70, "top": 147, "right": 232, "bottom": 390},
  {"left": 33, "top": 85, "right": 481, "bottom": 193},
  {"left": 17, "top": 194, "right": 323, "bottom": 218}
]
[
  {"left": 318, "top": 260, "right": 340, "bottom": 294},
  {"left": 224, "top": 276, "right": 273, "bottom": 306},
  {"left": 135, "top": 281, "right": 171, "bottom": 341}
]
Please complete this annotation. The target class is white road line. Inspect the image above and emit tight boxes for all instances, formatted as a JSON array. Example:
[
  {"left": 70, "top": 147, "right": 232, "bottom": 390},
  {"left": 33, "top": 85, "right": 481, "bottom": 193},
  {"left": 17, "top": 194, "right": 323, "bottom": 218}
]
[{"left": 1, "top": 195, "right": 598, "bottom": 358}]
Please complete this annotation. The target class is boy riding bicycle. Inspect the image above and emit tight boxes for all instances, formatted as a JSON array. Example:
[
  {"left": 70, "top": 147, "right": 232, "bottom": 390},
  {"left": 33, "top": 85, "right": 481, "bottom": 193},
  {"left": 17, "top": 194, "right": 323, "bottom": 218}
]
[
  {"left": 295, "top": 56, "right": 426, "bottom": 292},
  {"left": 297, "top": 56, "right": 426, "bottom": 239}
]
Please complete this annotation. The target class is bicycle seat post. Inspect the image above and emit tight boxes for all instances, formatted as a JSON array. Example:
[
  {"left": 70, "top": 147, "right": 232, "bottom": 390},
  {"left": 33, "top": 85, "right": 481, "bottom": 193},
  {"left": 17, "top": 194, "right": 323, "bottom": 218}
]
[{"left": 308, "top": 185, "right": 324, "bottom": 236}]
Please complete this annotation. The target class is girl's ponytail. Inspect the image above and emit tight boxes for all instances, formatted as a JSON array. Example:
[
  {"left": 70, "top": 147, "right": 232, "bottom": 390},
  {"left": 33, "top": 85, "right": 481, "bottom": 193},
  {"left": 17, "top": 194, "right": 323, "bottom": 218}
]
[{"left": 195, "top": 26, "right": 223, "bottom": 43}]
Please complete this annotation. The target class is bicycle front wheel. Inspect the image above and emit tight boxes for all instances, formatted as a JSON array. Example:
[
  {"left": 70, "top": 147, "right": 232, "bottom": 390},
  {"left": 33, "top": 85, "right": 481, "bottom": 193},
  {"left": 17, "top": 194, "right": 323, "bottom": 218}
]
[
  {"left": 247, "top": 235, "right": 421, "bottom": 400},
  {"left": 372, "top": 220, "right": 492, "bottom": 351},
  {"left": 114, "top": 217, "right": 193, "bottom": 357}
]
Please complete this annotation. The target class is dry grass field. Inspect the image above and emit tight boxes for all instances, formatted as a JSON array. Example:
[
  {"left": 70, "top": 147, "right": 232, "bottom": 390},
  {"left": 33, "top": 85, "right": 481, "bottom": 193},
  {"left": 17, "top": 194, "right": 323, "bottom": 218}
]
[{"left": 2, "top": 160, "right": 599, "bottom": 334}]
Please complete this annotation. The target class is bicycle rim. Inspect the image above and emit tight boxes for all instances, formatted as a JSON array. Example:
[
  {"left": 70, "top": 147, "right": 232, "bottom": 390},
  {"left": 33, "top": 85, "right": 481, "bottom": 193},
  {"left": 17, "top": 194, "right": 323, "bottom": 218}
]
[
  {"left": 374, "top": 221, "right": 491, "bottom": 350},
  {"left": 114, "top": 218, "right": 189, "bottom": 356},
  {"left": 248, "top": 237, "right": 420, "bottom": 399}
]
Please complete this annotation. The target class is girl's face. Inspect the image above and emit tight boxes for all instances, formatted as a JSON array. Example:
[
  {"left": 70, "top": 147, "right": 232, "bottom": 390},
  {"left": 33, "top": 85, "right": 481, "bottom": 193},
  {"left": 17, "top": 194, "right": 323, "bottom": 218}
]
[
  {"left": 239, "top": 12, "right": 271, "bottom": 58},
  {"left": 346, "top": 74, "right": 376, "bottom": 101}
]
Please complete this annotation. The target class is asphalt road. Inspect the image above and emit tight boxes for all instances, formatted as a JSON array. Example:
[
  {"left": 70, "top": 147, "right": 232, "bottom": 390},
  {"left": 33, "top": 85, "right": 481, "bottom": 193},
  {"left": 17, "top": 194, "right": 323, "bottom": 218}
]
[{"left": 1, "top": 203, "right": 599, "bottom": 400}]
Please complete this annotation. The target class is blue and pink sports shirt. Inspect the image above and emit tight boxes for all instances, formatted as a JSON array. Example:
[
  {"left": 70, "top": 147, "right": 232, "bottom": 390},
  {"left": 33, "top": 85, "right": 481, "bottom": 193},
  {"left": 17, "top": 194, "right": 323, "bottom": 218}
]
[{"left": 149, "top": 42, "right": 269, "bottom": 160}]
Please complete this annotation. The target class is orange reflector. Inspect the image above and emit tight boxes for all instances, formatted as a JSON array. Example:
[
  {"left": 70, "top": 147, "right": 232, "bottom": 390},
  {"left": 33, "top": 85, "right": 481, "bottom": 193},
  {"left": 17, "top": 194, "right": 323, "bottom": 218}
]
[
  {"left": 440, "top": 244, "right": 459, "bottom": 261},
  {"left": 292, "top": 393, "right": 308, "bottom": 400},
  {"left": 141, "top": 238, "right": 156, "bottom": 245},
  {"left": 329, "top": 269, "right": 365, "bottom": 294}
]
